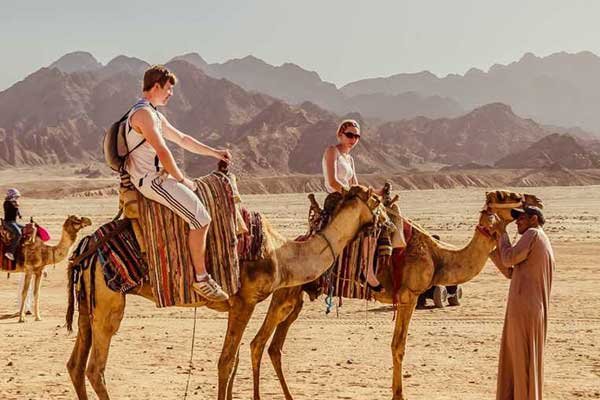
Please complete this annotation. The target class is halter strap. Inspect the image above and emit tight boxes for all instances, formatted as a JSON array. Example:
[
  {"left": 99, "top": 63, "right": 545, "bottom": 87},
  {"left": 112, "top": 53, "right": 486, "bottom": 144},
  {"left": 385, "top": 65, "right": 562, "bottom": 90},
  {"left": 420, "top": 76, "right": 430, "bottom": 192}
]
[
  {"left": 316, "top": 232, "right": 336, "bottom": 261},
  {"left": 476, "top": 225, "right": 494, "bottom": 240}
]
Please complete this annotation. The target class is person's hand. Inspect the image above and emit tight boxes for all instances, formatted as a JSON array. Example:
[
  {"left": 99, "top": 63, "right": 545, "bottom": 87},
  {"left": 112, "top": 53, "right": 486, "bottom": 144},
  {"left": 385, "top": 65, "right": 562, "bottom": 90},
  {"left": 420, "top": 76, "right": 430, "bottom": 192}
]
[
  {"left": 181, "top": 177, "right": 196, "bottom": 191},
  {"left": 214, "top": 149, "right": 232, "bottom": 163},
  {"left": 494, "top": 219, "right": 508, "bottom": 237}
]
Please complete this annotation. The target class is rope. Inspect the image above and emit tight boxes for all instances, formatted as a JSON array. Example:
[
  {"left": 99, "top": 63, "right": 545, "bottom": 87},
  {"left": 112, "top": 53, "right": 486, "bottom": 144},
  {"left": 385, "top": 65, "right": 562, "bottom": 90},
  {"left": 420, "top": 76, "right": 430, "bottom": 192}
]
[
  {"left": 316, "top": 232, "right": 336, "bottom": 262},
  {"left": 183, "top": 307, "right": 198, "bottom": 400}
]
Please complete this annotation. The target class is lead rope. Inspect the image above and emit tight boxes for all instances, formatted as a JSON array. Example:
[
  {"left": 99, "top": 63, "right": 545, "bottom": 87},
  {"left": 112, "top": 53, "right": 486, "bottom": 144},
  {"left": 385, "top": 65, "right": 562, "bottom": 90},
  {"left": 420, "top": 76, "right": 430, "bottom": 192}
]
[{"left": 183, "top": 307, "right": 198, "bottom": 400}]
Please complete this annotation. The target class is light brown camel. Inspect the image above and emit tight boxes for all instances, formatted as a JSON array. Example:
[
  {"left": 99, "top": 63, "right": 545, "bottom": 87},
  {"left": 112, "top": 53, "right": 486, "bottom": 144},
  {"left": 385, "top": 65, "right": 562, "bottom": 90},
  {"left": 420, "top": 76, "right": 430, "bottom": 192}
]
[
  {"left": 248, "top": 189, "right": 543, "bottom": 400},
  {"left": 3, "top": 215, "right": 92, "bottom": 323},
  {"left": 65, "top": 185, "right": 390, "bottom": 400}
]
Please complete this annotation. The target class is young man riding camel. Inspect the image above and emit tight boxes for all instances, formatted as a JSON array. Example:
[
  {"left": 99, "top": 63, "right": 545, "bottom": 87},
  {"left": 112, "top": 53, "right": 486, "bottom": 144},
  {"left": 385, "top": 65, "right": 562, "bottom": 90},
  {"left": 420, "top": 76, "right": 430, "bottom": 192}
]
[{"left": 125, "top": 65, "right": 231, "bottom": 301}]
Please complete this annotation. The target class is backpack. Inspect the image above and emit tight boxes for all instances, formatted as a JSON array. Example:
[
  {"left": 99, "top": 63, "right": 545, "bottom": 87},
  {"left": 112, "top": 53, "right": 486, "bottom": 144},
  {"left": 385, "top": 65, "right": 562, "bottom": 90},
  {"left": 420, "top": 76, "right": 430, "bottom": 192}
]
[{"left": 103, "top": 107, "right": 147, "bottom": 172}]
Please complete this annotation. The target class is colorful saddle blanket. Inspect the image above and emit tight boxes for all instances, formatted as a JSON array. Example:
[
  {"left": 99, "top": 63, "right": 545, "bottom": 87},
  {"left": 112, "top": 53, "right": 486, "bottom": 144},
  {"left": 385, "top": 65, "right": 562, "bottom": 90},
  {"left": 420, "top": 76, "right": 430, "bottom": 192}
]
[
  {"left": 137, "top": 171, "right": 242, "bottom": 307},
  {"left": 70, "top": 219, "right": 147, "bottom": 294}
]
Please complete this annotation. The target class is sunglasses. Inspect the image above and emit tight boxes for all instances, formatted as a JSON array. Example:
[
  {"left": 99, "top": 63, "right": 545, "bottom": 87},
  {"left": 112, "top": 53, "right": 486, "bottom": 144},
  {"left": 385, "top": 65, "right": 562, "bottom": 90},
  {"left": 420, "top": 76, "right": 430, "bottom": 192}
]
[{"left": 343, "top": 131, "right": 361, "bottom": 140}]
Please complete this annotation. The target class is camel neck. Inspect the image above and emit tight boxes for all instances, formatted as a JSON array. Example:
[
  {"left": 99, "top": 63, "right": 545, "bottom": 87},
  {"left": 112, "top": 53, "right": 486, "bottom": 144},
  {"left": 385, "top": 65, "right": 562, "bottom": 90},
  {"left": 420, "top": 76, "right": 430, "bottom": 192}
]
[
  {"left": 46, "top": 226, "right": 77, "bottom": 264},
  {"left": 431, "top": 228, "right": 496, "bottom": 286},
  {"left": 275, "top": 204, "right": 365, "bottom": 288}
]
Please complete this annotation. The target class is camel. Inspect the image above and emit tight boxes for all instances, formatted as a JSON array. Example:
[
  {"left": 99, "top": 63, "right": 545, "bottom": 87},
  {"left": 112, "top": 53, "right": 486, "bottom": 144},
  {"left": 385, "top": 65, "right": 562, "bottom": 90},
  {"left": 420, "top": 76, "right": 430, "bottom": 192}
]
[
  {"left": 248, "top": 189, "right": 543, "bottom": 400},
  {"left": 65, "top": 185, "right": 390, "bottom": 400},
  {"left": 2, "top": 215, "right": 92, "bottom": 323}
]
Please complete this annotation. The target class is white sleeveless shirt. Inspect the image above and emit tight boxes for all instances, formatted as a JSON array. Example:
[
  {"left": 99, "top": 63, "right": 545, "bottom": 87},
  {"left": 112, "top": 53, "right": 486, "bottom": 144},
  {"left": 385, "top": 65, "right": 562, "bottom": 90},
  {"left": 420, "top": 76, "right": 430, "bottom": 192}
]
[
  {"left": 322, "top": 146, "right": 356, "bottom": 193},
  {"left": 124, "top": 99, "right": 164, "bottom": 182}
]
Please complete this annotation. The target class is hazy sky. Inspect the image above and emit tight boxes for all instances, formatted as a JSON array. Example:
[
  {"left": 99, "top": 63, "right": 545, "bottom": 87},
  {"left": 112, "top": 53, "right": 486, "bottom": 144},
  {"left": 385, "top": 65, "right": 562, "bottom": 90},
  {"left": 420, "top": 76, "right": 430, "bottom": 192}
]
[{"left": 1, "top": 0, "right": 599, "bottom": 90}]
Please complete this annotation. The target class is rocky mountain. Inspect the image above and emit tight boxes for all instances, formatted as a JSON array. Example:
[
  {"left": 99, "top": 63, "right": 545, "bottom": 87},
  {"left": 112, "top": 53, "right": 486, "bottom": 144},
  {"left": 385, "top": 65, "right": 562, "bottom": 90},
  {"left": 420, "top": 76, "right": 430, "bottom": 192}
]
[
  {"left": 49, "top": 51, "right": 102, "bottom": 73},
  {"left": 374, "top": 103, "right": 549, "bottom": 164},
  {"left": 3, "top": 53, "right": 598, "bottom": 181},
  {"left": 495, "top": 133, "right": 600, "bottom": 169},
  {"left": 342, "top": 51, "right": 600, "bottom": 132},
  {"left": 168, "top": 53, "right": 464, "bottom": 119}
]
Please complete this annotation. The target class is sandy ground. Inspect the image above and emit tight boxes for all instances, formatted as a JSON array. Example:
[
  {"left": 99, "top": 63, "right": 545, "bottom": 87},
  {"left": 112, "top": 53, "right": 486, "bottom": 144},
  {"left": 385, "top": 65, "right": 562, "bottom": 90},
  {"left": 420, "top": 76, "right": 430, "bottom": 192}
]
[{"left": 1, "top": 184, "right": 599, "bottom": 399}]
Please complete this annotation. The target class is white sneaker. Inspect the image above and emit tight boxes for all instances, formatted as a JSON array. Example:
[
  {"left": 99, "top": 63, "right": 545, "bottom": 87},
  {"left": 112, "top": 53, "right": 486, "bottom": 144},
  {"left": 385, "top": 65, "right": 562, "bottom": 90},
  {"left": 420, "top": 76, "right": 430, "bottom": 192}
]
[
  {"left": 192, "top": 275, "right": 229, "bottom": 302},
  {"left": 4, "top": 252, "right": 14, "bottom": 261}
]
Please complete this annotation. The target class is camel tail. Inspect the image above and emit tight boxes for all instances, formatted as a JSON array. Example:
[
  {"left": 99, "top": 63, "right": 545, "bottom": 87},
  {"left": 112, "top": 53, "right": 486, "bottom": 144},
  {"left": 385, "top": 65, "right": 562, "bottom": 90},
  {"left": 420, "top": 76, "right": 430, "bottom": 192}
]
[{"left": 66, "top": 261, "right": 76, "bottom": 332}]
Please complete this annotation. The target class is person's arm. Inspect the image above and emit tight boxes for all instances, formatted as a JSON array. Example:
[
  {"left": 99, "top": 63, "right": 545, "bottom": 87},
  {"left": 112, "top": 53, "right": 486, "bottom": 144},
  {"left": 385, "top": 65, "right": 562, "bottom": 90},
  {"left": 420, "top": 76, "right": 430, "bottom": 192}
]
[
  {"left": 161, "top": 116, "right": 231, "bottom": 162},
  {"left": 130, "top": 109, "right": 185, "bottom": 182},
  {"left": 497, "top": 229, "right": 537, "bottom": 267},
  {"left": 323, "top": 146, "right": 347, "bottom": 192},
  {"left": 489, "top": 249, "right": 513, "bottom": 279},
  {"left": 349, "top": 155, "right": 359, "bottom": 186}
]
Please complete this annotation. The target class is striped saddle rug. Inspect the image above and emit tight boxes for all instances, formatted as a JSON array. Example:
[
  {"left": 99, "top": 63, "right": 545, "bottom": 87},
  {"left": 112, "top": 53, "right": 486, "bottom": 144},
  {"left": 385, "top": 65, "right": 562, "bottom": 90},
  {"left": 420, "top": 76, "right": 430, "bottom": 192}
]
[
  {"left": 137, "top": 171, "right": 241, "bottom": 307},
  {"left": 237, "top": 207, "right": 266, "bottom": 261}
]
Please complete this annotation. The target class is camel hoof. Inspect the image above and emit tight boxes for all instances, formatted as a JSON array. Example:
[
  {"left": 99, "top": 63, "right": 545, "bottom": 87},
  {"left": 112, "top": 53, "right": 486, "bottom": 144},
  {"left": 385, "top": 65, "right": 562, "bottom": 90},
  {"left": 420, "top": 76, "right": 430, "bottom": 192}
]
[
  {"left": 18, "top": 318, "right": 25, "bottom": 323},
  {"left": 35, "top": 316, "right": 42, "bottom": 322}
]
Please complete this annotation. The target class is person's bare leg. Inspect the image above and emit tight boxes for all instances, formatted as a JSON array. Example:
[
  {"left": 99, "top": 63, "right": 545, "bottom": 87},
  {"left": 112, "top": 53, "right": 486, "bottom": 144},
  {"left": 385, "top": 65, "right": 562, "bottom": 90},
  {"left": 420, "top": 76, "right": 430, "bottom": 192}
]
[
  {"left": 189, "top": 224, "right": 229, "bottom": 301},
  {"left": 188, "top": 225, "right": 209, "bottom": 276}
]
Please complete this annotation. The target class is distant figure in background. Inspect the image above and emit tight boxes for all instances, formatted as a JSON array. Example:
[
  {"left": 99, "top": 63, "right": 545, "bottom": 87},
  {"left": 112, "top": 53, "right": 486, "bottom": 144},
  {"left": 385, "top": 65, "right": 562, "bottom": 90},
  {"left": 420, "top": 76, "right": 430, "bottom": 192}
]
[
  {"left": 490, "top": 206, "right": 554, "bottom": 400},
  {"left": 416, "top": 234, "right": 462, "bottom": 308},
  {"left": 3, "top": 188, "right": 23, "bottom": 261}
]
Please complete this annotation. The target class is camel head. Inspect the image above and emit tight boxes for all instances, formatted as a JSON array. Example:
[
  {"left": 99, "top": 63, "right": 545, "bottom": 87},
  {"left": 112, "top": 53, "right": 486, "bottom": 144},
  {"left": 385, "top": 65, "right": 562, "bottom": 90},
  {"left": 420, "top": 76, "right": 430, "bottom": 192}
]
[
  {"left": 326, "top": 185, "right": 390, "bottom": 231},
  {"left": 63, "top": 215, "right": 92, "bottom": 236},
  {"left": 485, "top": 190, "right": 543, "bottom": 223},
  {"left": 477, "top": 208, "right": 502, "bottom": 240}
]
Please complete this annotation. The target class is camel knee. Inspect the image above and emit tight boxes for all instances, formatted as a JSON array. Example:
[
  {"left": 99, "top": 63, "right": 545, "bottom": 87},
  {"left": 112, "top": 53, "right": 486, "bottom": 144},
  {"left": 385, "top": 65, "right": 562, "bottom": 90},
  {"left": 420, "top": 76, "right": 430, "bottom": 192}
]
[
  {"left": 85, "top": 364, "right": 105, "bottom": 387},
  {"left": 268, "top": 343, "right": 281, "bottom": 361},
  {"left": 250, "top": 337, "right": 266, "bottom": 360}
]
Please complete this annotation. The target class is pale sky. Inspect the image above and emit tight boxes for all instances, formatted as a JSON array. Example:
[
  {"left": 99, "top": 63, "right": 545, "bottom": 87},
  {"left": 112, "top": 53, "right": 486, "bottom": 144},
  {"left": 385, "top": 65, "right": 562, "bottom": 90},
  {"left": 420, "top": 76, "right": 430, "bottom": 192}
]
[{"left": 1, "top": 0, "right": 598, "bottom": 91}]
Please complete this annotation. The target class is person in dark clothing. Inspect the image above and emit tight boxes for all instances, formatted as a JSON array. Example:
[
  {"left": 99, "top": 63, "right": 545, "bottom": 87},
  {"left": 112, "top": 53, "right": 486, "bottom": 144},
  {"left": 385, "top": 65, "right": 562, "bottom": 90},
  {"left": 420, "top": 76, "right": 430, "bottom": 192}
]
[{"left": 3, "top": 188, "right": 23, "bottom": 261}]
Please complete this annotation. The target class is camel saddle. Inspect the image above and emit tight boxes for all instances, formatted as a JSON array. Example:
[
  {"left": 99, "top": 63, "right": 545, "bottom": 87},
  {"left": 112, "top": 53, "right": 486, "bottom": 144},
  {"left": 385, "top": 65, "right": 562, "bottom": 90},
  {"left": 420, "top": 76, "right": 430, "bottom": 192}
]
[
  {"left": 117, "top": 169, "right": 246, "bottom": 307},
  {"left": 0, "top": 220, "right": 37, "bottom": 271}
]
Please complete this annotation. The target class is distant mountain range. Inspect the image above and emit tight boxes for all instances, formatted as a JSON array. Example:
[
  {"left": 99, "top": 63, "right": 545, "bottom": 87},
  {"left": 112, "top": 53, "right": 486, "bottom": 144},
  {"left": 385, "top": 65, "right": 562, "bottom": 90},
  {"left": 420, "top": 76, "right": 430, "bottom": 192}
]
[{"left": 1, "top": 51, "right": 599, "bottom": 178}]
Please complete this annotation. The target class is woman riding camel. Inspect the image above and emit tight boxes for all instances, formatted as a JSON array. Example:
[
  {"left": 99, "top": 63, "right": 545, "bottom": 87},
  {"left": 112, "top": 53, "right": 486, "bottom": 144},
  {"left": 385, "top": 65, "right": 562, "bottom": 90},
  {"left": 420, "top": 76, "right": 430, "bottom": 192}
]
[
  {"left": 322, "top": 119, "right": 393, "bottom": 291},
  {"left": 4, "top": 188, "right": 23, "bottom": 261}
]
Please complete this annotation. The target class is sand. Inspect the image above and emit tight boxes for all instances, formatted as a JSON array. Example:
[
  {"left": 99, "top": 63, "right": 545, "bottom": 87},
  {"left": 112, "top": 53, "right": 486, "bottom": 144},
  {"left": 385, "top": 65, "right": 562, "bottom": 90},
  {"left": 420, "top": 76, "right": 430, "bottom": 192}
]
[{"left": 1, "top": 183, "right": 599, "bottom": 399}]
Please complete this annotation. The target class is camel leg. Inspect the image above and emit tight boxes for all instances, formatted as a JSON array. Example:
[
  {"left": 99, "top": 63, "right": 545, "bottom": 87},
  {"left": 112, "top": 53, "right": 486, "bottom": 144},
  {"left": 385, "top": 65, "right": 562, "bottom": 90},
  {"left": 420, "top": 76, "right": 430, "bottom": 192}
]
[
  {"left": 391, "top": 291, "right": 417, "bottom": 400},
  {"left": 250, "top": 287, "right": 302, "bottom": 400},
  {"left": 33, "top": 271, "right": 43, "bottom": 321},
  {"left": 218, "top": 296, "right": 256, "bottom": 400},
  {"left": 67, "top": 297, "right": 93, "bottom": 400},
  {"left": 226, "top": 350, "right": 240, "bottom": 400},
  {"left": 85, "top": 267, "right": 126, "bottom": 400},
  {"left": 18, "top": 272, "right": 33, "bottom": 323},
  {"left": 268, "top": 291, "right": 304, "bottom": 400}
]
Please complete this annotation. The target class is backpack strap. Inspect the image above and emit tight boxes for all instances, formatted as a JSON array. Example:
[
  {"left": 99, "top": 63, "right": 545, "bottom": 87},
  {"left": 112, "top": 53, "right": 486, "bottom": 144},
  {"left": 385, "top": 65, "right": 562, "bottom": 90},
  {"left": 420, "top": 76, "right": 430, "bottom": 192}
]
[{"left": 124, "top": 101, "right": 154, "bottom": 157}]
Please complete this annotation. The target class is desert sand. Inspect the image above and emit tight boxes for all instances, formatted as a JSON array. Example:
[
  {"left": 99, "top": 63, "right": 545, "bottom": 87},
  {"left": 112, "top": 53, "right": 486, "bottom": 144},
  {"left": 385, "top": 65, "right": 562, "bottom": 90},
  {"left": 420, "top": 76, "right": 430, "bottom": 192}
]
[{"left": 1, "top": 178, "right": 599, "bottom": 399}]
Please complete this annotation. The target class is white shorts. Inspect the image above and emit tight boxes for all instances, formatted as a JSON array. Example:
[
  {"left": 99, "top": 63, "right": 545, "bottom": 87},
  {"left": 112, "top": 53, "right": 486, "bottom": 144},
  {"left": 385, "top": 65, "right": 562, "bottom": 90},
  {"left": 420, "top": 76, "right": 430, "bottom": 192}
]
[{"left": 135, "top": 172, "right": 211, "bottom": 229}]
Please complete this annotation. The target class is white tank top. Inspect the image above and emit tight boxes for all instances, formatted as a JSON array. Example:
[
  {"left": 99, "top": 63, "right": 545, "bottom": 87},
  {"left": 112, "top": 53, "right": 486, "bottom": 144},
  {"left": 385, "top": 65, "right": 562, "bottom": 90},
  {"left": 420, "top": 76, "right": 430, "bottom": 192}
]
[
  {"left": 322, "top": 146, "right": 355, "bottom": 193},
  {"left": 124, "top": 99, "right": 164, "bottom": 182}
]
